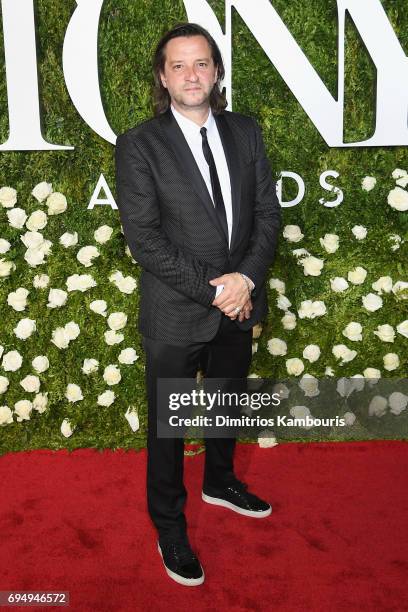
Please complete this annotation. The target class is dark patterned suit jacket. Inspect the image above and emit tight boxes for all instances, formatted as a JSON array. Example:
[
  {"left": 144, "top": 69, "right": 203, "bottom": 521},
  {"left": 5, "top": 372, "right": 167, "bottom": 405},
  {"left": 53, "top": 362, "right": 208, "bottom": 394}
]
[{"left": 115, "top": 107, "right": 281, "bottom": 345}]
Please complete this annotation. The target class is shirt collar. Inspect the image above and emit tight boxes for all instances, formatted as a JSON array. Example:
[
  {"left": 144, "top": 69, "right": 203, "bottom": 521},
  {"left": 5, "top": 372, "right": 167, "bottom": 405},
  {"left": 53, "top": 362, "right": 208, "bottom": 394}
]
[{"left": 171, "top": 104, "right": 215, "bottom": 137}]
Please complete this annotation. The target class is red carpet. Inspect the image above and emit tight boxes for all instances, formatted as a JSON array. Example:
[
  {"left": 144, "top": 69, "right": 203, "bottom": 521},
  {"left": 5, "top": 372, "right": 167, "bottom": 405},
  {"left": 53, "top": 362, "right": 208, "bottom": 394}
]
[{"left": 0, "top": 441, "right": 407, "bottom": 612}]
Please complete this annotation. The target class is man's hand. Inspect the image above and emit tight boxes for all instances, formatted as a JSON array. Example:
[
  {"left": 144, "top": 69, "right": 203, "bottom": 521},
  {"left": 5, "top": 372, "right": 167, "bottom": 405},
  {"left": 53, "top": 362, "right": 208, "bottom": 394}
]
[{"left": 210, "top": 273, "right": 249, "bottom": 316}]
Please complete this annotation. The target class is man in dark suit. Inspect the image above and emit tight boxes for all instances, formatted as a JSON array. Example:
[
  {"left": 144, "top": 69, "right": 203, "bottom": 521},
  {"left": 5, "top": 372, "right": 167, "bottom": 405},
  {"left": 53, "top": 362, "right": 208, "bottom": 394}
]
[{"left": 115, "top": 22, "right": 281, "bottom": 586}]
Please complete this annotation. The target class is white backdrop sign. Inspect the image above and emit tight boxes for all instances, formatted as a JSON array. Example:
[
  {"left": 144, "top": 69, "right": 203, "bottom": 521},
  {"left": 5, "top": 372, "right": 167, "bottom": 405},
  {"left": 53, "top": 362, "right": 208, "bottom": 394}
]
[{"left": 0, "top": 0, "right": 407, "bottom": 150}]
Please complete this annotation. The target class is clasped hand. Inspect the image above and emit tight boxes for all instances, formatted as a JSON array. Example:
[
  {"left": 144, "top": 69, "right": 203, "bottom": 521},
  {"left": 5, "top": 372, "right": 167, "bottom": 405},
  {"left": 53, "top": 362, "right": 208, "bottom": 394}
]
[{"left": 210, "top": 272, "right": 252, "bottom": 322}]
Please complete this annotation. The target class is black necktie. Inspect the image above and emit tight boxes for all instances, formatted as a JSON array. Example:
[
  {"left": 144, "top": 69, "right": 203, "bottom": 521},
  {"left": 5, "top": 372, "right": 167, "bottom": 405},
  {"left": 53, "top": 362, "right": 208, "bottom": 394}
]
[{"left": 200, "top": 126, "right": 229, "bottom": 243}]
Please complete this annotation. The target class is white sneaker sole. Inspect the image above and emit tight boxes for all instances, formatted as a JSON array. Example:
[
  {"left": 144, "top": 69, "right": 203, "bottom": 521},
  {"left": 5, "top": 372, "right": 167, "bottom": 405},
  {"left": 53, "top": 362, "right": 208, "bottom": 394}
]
[
  {"left": 202, "top": 492, "right": 272, "bottom": 518},
  {"left": 157, "top": 542, "right": 205, "bottom": 586}
]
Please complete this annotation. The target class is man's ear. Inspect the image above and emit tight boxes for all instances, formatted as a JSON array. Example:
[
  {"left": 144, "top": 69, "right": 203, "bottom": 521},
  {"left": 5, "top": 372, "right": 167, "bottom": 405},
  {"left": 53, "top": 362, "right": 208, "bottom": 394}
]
[{"left": 160, "top": 71, "right": 167, "bottom": 88}]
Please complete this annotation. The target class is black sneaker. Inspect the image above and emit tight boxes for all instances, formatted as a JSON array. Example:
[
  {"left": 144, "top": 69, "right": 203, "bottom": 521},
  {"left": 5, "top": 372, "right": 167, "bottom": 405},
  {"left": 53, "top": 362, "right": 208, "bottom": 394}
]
[
  {"left": 202, "top": 479, "right": 272, "bottom": 518},
  {"left": 157, "top": 537, "right": 205, "bottom": 586}
]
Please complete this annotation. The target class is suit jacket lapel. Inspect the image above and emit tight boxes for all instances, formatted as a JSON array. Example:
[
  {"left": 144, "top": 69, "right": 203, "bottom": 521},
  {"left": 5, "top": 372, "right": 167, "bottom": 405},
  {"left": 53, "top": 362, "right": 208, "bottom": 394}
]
[
  {"left": 214, "top": 112, "right": 242, "bottom": 253},
  {"left": 159, "top": 108, "right": 228, "bottom": 247}
]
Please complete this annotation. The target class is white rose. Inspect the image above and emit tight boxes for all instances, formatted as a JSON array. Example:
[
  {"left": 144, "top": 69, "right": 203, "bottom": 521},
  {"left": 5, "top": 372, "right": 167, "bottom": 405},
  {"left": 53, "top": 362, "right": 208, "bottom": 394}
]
[
  {"left": 7, "top": 207, "right": 27, "bottom": 228},
  {"left": 272, "top": 382, "right": 290, "bottom": 399},
  {"left": 267, "top": 338, "right": 287, "bottom": 356},
  {"left": 298, "top": 300, "right": 327, "bottom": 319},
  {"left": 343, "top": 412, "right": 356, "bottom": 425},
  {"left": 21, "top": 230, "right": 44, "bottom": 249},
  {"left": 302, "top": 256, "right": 324, "bottom": 277},
  {"left": 7, "top": 287, "right": 29, "bottom": 311},
  {"left": 51, "top": 327, "right": 71, "bottom": 349},
  {"left": 0, "top": 238, "right": 11, "bottom": 254},
  {"left": 286, "top": 358, "right": 304, "bottom": 376},
  {"left": 26, "top": 210, "right": 47, "bottom": 231},
  {"left": 31, "top": 181, "right": 52, "bottom": 203},
  {"left": 104, "top": 330, "right": 124, "bottom": 345},
  {"left": 0, "top": 376, "right": 9, "bottom": 394},
  {"left": 97, "top": 390, "right": 115, "bottom": 407},
  {"left": 363, "top": 368, "right": 381, "bottom": 380},
  {"left": 389, "top": 392, "right": 408, "bottom": 416},
  {"left": 24, "top": 247, "right": 46, "bottom": 267},
  {"left": 289, "top": 405, "right": 312, "bottom": 428},
  {"left": 47, "top": 288, "right": 68, "bottom": 308},
  {"left": 103, "top": 364, "right": 121, "bottom": 386},
  {"left": 299, "top": 374, "right": 319, "bottom": 397},
  {"left": 396, "top": 320, "right": 408, "bottom": 338},
  {"left": 124, "top": 244, "right": 137, "bottom": 263},
  {"left": 352, "top": 225, "right": 367, "bottom": 240},
  {"left": 14, "top": 399, "right": 32, "bottom": 422},
  {"left": 46, "top": 192, "right": 67, "bottom": 215},
  {"left": 368, "top": 396, "right": 387, "bottom": 417},
  {"left": 33, "top": 274, "right": 49, "bottom": 288},
  {"left": 61, "top": 418, "right": 75, "bottom": 437},
  {"left": 392, "top": 281, "right": 408, "bottom": 299},
  {"left": 32, "top": 356, "right": 49, "bottom": 373},
  {"left": 94, "top": 225, "right": 113, "bottom": 244},
  {"left": 118, "top": 348, "right": 139, "bottom": 364},
  {"left": 337, "top": 377, "right": 365, "bottom": 398},
  {"left": 269, "top": 278, "right": 285, "bottom": 294},
  {"left": 66, "top": 273, "right": 97, "bottom": 292},
  {"left": 2, "top": 350, "right": 23, "bottom": 372},
  {"left": 362, "top": 176, "right": 376, "bottom": 191},
  {"left": 392, "top": 168, "right": 408, "bottom": 180},
  {"left": 276, "top": 294, "right": 292, "bottom": 311},
  {"left": 253, "top": 324, "right": 263, "bottom": 340},
  {"left": 383, "top": 353, "right": 399, "bottom": 371},
  {"left": 325, "top": 366, "right": 335, "bottom": 376},
  {"left": 342, "top": 322, "right": 363, "bottom": 342},
  {"left": 372, "top": 276, "right": 393, "bottom": 294},
  {"left": 14, "top": 318, "right": 36, "bottom": 340},
  {"left": 302, "top": 344, "right": 320, "bottom": 362},
  {"left": 283, "top": 225, "right": 304, "bottom": 242},
  {"left": 373, "top": 324, "right": 395, "bottom": 343},
  {"left": 77, "top": 245, "right": 100, "bottom": 267},
  {"left": 82, "top": 358, "right": 99, "bottom": 374},
  {"left": 33, "top": 392, "right": 48, "bottom": 413},
  {"left": 348, "top": 266, "right": 367, "bottom": 285},
  {"left": 389, "top": 234, "right": 402, "bottom": 251},
  {"left": 109, "top": 270, "right": 137, "bottom": 293},
  {"left": 281, "top": 312, "right": 297, "bottom": 330},
  {"left": 387, "top": 186, "right": 408, "bottom": 211},
  {"left": 330, "top": 277, "right": 349, "bottom": 292},
  {"left": 107, "top": 312, "right": 128, "bottom": 331},
  {"left": 65, "top": 383, "right": 83, "bottom": 403},
  {"left": 90, "top": 300, "right": 107, "bottom": 316},
  {"left": 0, "top": 258, "right": 16, "bottom": 278},
  {"left": 319, "top": 233, "right": 339, "bottom": 253},
  {"left": 257, "top": 431, "right": 278, "bottom": 448},
  {"left": 60, "top": 231, "right": 78, "bottom": 247},
  {"left": 0, "top": 405, "right": 13, "bottom": 425},
  {"left": 0, "top": 186, "right": 17, "bottom": 208},
  {"left": 292, "top": 248, "right": 310, "bottom": 259},
  {"left": 64, "top": 321, "right": 80, "bottom": 340},
  {"left": 125, "top": 406, "right": 140, "bottom": 432},
  {"left": 332, "top": 344, "right": 357, "bottom": 364},
  {"left": 362, "top": 293, "right": 383, "bottom": 312},
  {"left": 20, "top": 374, "right": 40, "bottom": 393}
]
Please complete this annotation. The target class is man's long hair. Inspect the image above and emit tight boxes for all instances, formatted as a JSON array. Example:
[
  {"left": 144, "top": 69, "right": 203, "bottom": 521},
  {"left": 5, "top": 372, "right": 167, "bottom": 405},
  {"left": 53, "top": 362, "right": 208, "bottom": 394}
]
[{"left": 152, "top": 22, "right": 227, "bottom": 116}]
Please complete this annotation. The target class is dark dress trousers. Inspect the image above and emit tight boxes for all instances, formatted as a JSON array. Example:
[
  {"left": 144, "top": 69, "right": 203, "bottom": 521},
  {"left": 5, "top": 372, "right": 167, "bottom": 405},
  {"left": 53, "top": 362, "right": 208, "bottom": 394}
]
[{"left": 115, "top": 107, "right": 281, "bottom": 540}]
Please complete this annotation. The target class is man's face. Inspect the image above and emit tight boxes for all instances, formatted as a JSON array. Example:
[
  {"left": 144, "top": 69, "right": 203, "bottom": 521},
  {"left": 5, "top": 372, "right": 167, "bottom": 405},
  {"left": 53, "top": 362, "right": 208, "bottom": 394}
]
[{"left": 160, "top": 35, "right": 218, "bottom": 111}]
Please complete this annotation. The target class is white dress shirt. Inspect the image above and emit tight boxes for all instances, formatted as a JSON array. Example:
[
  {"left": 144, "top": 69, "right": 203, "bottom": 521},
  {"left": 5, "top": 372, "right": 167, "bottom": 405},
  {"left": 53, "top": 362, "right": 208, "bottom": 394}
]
[
  {"left": 170, "top": 104, "right": 254, "bottom": 298},
  {"left": 171, "top": 104, "right": 233, "bottom": 246}
]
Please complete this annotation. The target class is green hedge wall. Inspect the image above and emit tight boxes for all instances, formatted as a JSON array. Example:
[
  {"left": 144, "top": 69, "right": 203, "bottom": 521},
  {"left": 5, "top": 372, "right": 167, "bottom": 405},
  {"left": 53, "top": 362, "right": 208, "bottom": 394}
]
[{"left": 0, "top": 0, "right": 407, "bottom": 453}]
